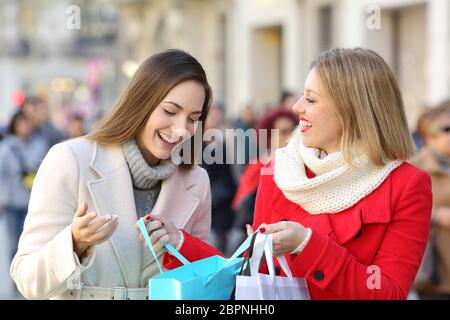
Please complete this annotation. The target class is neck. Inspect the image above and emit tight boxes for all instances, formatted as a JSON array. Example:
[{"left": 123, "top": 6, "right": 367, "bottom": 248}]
[{"left": 136, "top": 138, "right": 160, "bottom": 166}]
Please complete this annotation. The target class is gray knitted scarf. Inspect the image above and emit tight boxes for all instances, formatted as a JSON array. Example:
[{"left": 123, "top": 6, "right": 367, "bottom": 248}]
[{"left": 122, "top": 139, "right": 177, "bottom": 190}]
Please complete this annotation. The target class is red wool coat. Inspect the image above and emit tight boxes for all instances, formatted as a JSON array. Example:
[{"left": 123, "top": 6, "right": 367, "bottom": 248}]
[{"left": 163, "top": 160, "right": 432, "bottom": 300}]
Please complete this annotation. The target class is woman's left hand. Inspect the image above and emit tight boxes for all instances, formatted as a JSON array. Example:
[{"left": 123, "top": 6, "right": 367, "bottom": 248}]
[
  {"left": 257, "top": 221, "right": 308, "bottom": 256},
  {"left": 135, "top": 214, "right": 181, "bottom": 252}
]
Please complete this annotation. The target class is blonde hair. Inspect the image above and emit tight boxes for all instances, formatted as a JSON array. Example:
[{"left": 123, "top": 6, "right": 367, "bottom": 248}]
[
  {"left": 311, "top": 47, "right": 415, "bottom": 166},
  {"left": 86, "top": 49, "right": 212, "bottom": 169}
]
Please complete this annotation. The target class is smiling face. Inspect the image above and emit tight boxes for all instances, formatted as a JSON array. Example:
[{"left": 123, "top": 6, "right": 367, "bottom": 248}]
[
  {"left": 136, "top": 80, "right": 205, "bottom": 166},
  {"left": 292, "top": 68, "right": 342, "bottom": 154}
]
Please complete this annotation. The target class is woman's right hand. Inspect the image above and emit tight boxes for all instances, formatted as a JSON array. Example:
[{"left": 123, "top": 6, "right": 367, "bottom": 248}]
[{"left": 71, "top": 202, "right": 119, "bottom": 258}]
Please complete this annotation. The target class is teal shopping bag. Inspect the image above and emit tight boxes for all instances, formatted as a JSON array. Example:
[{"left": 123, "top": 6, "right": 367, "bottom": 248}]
[{"left": 136, "top": 218, "right": 253, "bottom": 300}]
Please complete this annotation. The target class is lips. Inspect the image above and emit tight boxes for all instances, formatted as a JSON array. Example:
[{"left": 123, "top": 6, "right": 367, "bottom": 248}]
[
  {"left": 157, "top": 131, "right": 180, "bottom": 148},
  {"left": 299, "top": 117, "right": 312, "bottom": 134}
]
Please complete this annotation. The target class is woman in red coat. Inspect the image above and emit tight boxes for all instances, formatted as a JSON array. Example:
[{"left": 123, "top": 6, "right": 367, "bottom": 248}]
[{"left": 139, "top": 47, "right": 432, "bottom": 300}]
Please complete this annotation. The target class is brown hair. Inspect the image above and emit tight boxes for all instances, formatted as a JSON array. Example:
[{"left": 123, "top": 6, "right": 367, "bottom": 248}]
[
  {"left": 311, "top": 47, "right": 415, "bottom": 166},
  {"left": 417, "top": 100, "right": 450, "bottom": 141},
  {"left": 86, "top": 49, "right": 212, "bottom": 169}
]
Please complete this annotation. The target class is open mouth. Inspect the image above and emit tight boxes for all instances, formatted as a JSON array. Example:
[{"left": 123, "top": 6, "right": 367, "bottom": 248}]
[
  {"left": 157, "top": 131, "right": 180, "bottom": 148},
  {"left": 299, "top": 120, "right": 312, "bottom": 133}
]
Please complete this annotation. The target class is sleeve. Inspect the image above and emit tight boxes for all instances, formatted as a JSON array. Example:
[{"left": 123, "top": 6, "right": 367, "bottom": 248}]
[
  {"left": 10, "top": 143, "right": 96, "bottom": 300},
  {"left": 290, "top": 170, "right": 432, "bottom": 299}
]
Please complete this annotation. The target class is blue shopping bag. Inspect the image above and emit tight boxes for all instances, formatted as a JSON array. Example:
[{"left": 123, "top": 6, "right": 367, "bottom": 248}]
[{"left": 136, "top": 218, "right": 252, "bottom": 300}]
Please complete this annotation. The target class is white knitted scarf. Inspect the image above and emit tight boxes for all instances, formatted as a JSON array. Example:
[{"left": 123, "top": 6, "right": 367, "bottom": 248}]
[{"left": 274, "top": 130, "right": 402, "bottom": 214}]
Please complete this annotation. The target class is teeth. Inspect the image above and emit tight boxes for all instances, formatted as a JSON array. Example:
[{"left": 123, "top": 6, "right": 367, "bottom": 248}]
[
  {"left": 300, "top": 120, "right": 312, "bottom": 128},
  {"left": 159, "top": 132, "right": 178, "bottom": 144}
]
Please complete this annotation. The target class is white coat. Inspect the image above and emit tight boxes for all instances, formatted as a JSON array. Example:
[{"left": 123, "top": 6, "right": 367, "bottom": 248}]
[{"left": 10, "top": 138, "right": 211, "bottom": 299}]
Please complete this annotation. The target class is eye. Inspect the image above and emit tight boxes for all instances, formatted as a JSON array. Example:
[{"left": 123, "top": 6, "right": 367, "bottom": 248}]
[
  {"left": 188, "top": 117, "right": 200, "bottom": 124},
  {"left": 306, "top": 98, "right": 315, "bottom": 104},
  {"left": 163, "top": 109, "right": 176, "bottom": 115}
]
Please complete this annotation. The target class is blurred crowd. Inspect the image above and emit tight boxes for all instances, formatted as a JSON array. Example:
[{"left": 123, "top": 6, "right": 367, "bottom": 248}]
[
  {"left": 0, "top": 96, "right": 86, "bottom": 298},
  {"left": 0, "top": 91, "right": 450, "bottom": 300}
]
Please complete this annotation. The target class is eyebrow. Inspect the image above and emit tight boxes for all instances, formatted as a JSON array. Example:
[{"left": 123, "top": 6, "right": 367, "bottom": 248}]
[
  {"left": 305, "top": 89, "right": 320, "bottom": 97},
  {"left": 164, "top": 101, "right": 203, "bottom": 114}
]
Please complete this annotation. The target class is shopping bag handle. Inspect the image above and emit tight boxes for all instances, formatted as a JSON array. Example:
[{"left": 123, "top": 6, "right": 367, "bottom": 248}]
[
  {"left": 250, "top": 233, "right": 294, "bottom": 279},
  {"left": 204, "top": 232, "right": 255, "bottom": 286},
  {"left": 136, "top": 218, "right": 190, "bottom": 275}
]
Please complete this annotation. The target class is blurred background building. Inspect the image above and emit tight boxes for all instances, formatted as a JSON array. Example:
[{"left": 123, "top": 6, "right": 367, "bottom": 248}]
[
  {"left": 1, "top": 0, "right": 449, "bottom": 128},
  {"left": 1, "top": 0, "right": 449, "bottom": 299}
]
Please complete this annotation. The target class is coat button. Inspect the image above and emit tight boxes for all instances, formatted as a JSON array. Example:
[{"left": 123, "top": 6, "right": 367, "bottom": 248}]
[
  {"left": 354, "top": 229, "right": 363, "bottom": 239},
  {"left": 314, "top": 271, "right": 325, "bottom": 281}
]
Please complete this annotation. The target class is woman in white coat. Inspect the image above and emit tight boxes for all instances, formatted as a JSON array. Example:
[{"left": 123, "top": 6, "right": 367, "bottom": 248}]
[{"left": 10, "top": 49, "right": 212, "bottom": 300}]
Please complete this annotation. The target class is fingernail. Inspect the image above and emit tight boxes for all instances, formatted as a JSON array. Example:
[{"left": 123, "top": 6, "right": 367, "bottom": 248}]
[
  {"left": 161, "top": 222, "right": 165, "bottom": 226},
  {"left": 259, "top": 227, "right": 266, "bottom": 233},
  {"left": 145, "top": 215, "right": 152, "bottom": 221}
]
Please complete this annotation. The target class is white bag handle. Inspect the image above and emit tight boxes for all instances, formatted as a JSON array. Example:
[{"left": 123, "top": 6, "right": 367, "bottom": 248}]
[{"left": 249, "top": 232, "right": 294, "bottom": 279}]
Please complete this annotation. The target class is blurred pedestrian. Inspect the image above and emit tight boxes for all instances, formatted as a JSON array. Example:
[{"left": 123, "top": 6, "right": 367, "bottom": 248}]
[
  {"left": 233, "top": 104, "right": 257, "bottom": 178},
  {"left": 410, "top": 101, "right": 450, "bottom": 299},
  {"left": 0, "top": 110, "right": 47, "bottom": 261},
  {"left": 21, "top": 96, "right": 67, "bottom": 151},
  {"left": 230, "top": 108, "right": 298, "bottom": 250},
  {"left": 278, "top": 90, "right": 297, "bottom": 111},
  {"left": 202, "top": 104, "right": 237, "bottom": 255},
  {"left": 67, "top": 113, "right": 86, "bottom": 138}
]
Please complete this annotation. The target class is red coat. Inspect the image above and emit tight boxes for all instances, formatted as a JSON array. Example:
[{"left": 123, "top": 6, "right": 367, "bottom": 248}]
[{"left": 164, "top": 160, "right": 432, "bottom": 300}]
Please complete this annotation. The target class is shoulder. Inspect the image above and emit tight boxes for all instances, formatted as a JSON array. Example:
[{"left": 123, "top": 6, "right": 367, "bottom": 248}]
[
  {"left": 259, "top": 158, "right": 276, "bottom": 186},
  {"left": 56, "top": 137, "right": 95, "bottom": 154},
  {"left": 0, "top": 136, "right": 12, "bottom": 151},
  {"left": 389, "top": 162, "right": 432, "bottom": 202},
  {"left": 42, "top": 137, "right": 96, "bottom": 168},
  {"left": 391, "top": 161, "right": 430, "bottom": 184}
]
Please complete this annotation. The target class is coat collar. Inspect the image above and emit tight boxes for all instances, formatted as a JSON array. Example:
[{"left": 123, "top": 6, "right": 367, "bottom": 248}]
[
  {"left": 86, "top": 142, "right": 199, "bottom": 287},
  {"left": 270, "top": 171, "right": 392, "bottom": 245}
]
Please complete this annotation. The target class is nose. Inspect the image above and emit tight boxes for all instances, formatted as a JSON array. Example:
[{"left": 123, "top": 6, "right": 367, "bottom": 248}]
[
  {"left": 171, "top": 116, "right": 191, "bottom": 137},
  {"left": 292, "top": 96, "right": 306, "bottom": 115}
]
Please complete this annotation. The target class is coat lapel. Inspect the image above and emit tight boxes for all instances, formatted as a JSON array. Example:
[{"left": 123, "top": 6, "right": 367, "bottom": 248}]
[
  {"left": 151, "top": 169, "right": 200, "bottom": 229},
  {"left": 86, "top": 142, "right": 141, "bottom": 287},
  {"left": 140, "top": 170, "right": 200, "bottom": 270},
  {"left": 86, "top": 143, "right": 201, "bottom": 286}
]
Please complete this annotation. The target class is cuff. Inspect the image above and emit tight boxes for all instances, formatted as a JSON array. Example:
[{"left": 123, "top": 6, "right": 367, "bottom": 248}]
[
  {"left": 175, "top": 229, "right": 184, "bottom": 251},
  {"left": 291, "top": 228, "right": 312, "bottom": 254},
  {"left": 43, "top": 224, "right": 96, "bottom": 290},
  {"left": 163, "top": 229, "right": 223, "bottom": 270},
  {"left": 73, "top": 246, "right": 96, "bottom": 270}
]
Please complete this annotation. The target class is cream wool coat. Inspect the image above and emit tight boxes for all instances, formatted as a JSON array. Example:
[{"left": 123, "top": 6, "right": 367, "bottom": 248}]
[{"left": 10, "top": 138, "right": 211, "bottom": 300}]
